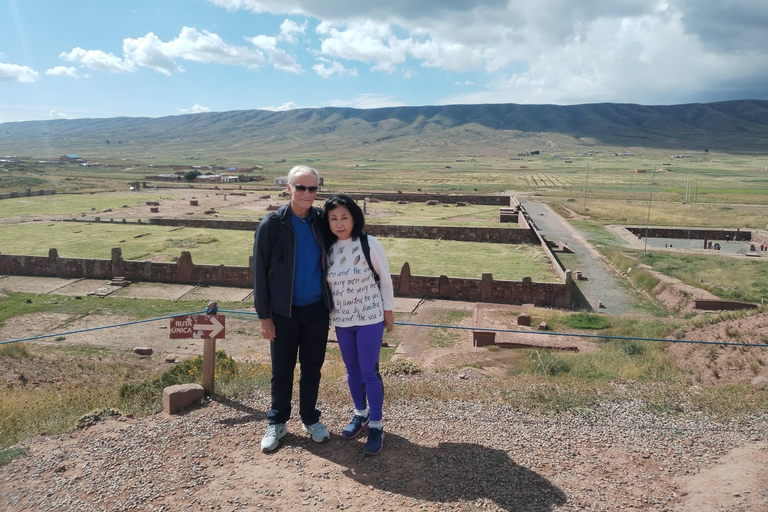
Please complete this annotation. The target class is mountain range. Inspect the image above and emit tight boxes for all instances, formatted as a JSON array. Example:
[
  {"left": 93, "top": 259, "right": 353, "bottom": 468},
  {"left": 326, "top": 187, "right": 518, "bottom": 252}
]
[{"left": 2, "top": 100, "right": 768, "bottom": 159}]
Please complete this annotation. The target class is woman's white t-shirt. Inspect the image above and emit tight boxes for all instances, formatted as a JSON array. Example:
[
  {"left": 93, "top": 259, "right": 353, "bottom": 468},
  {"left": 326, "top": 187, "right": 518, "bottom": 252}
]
[{"left": 327, "top": 235, "right": 395, "bottom": 327}]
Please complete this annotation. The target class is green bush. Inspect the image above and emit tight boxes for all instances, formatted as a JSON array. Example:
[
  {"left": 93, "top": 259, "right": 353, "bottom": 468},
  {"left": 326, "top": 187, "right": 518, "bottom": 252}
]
[
  {"left": 531, "top": 350, "right": 571, "bottom": 376},
  {"left": 620, "top": 340, "right": 645, "bottom": 356},
  {"left": 0, "top": 342, "right": 32, "bottom": 359},
  {"left": 119, "top": 350, "right": 261, "bottom": 411},
  {"left": 563, "top": 312, "right": 611, "bottom": 330}
]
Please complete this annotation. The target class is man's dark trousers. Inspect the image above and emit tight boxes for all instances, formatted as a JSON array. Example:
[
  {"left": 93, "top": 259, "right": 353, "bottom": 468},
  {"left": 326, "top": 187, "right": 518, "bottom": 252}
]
[{"left": 267, "top": 300, "right": 329, "bottom": 426}]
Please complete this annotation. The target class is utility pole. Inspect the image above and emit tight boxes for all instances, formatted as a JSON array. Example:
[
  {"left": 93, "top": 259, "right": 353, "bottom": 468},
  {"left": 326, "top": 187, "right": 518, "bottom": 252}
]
[{"left": 644, "top": 166, "right": 657, "bottom": 257}]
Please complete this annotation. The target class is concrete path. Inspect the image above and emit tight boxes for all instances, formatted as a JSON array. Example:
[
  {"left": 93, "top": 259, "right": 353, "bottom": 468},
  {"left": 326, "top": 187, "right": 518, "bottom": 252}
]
[{"left": 520, "top": 199, "right": 653, "bottom": 315}]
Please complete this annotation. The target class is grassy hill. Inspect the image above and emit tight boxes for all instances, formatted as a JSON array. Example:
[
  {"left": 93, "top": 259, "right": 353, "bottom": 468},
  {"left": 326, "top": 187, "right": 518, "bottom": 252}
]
[{"left": 2, "top": 100, "right": 768, "bottom": 161}]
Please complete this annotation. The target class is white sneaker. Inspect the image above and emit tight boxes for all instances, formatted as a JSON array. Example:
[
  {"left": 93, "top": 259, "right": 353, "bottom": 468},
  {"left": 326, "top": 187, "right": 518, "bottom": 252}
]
[
  {"left": 302, "top": 421, "right": 330, "bottom": 443},
  {"left": 261, "top": 423, "right": 287, "bottom": 452}
]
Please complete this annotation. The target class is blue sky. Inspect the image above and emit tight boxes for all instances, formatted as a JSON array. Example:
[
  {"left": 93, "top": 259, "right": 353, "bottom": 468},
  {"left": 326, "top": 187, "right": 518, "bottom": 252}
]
[{"left": 2, "top": 0, "right": 767, "bottom": 123}]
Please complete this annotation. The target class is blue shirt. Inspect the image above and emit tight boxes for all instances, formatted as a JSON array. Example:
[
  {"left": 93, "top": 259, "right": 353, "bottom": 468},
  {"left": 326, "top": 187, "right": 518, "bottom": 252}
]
[{"left": 290, "top": 211, "right": 324, "bottom": 306}]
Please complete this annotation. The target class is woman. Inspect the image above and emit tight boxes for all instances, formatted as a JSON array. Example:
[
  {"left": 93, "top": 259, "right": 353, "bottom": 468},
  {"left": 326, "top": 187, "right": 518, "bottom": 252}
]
[{"left": 322, "top": 195, "right": 395, "bottom": 456}]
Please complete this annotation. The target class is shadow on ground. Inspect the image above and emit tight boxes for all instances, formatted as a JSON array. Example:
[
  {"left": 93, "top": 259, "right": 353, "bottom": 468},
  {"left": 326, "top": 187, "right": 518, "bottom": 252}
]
[{"left": 307, "top": 432, "right": 567, "bottom": 511}]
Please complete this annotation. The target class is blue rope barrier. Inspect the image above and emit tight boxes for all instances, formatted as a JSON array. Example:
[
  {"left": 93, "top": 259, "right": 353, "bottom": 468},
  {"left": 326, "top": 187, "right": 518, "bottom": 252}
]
[
  {"left": 391, "top": 321, "right": 768, "bottom": 348},
  {"left": 215, "top": 310, "right": 768, "bottom": 349},
  {"left": 0, "top": 310, "right": 207, "bottom": 345},
  {"left": 2, "top": 307, "right": 765, "bottom": 349}
]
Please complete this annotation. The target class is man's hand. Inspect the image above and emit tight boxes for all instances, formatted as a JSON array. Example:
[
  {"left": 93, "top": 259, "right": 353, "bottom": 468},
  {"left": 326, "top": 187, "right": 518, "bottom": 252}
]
[
  {"left": 383, "top": 310, "right": 394, "bottom": 333},
  {"left": 260, "top": 318, "right": 276, "bottom": 341}
]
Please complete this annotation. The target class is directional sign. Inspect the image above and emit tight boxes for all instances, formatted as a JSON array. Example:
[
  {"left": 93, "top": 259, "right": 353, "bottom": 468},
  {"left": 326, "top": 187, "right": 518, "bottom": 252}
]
[{"left": 170, "top": 315, "right": 226, "bottom": 339}]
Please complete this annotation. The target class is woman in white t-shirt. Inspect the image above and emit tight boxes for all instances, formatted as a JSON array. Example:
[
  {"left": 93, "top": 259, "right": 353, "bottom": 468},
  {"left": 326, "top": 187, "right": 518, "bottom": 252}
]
[{"left": 322, "top": 195, "right": 394, "bottom": 456}]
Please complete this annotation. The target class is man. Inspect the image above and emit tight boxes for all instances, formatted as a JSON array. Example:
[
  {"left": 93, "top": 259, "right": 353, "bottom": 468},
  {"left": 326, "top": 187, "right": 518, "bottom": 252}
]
[{"left": 253, "top": 165, "right": 332, "bottom": 452}]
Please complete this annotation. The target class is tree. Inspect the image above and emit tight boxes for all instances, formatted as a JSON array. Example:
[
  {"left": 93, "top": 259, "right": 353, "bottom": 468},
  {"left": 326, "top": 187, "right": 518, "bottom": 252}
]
[{"left": 184, "top": 170, "right": 201, "bottom": 182}]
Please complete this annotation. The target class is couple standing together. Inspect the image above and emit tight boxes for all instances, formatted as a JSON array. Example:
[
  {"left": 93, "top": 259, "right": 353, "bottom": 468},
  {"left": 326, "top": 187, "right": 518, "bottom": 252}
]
[{"left": 253, "top": 165, "right": 395, "bottom": 456}]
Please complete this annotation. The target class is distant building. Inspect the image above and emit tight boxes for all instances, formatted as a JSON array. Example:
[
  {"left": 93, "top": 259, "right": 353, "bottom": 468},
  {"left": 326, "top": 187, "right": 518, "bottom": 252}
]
[{"left": 60, "top": 154, "right": 85, "bottom": 163}]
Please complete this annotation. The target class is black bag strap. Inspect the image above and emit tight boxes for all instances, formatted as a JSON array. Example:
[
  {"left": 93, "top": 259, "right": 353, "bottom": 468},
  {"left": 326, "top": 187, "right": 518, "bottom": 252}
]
[
  {"left": 265, "top": 212, "right": 281, "bottom": 249},
  {"left": 360, "top": 234, "right": 380, "bottom": 284}
]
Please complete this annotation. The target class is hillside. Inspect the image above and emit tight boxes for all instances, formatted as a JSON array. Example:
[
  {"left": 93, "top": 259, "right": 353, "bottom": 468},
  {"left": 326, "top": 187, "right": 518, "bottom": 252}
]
[{"left": 2, "top": 100, "right": 768, "bottom": 159}]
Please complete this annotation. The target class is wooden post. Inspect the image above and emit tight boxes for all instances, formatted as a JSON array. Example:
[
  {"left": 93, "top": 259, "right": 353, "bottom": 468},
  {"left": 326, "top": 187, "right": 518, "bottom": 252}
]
[{"left": 203, "top": 338, "right": 216, "bottom": 395}]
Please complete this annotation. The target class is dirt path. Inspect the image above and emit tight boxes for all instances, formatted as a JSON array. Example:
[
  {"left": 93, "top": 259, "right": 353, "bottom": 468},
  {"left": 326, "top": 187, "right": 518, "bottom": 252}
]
[{"left": 520, "top": 200, "right": 653, "bottom": 315}]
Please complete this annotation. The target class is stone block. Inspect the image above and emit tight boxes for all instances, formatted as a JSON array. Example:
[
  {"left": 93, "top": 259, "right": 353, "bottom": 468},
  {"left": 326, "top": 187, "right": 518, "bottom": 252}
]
[
  {"left": 163, "top": 384, "right": 204, "bottom": 414},
  {"left": 751, "top": 376, "right": 768, "bottom": 390},
  {"left": 517, "top": 313, "right": 531, "bottom": 326},
  {"left": 538, "top": 322, "right": 548, "bottom": 331},
  {"left": 473, "top": 331, "right": 496, "bottom": 347}
]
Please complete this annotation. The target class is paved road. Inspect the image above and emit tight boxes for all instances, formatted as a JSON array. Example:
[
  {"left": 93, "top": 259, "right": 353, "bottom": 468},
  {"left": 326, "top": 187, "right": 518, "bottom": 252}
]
[{"left": 520, "top": 199, "right": 652, "bottom": 315}]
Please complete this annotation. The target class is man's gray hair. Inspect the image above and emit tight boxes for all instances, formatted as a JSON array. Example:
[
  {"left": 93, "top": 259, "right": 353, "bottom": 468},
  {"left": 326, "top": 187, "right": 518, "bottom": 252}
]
[{"left": 287, "top": 165, "right": 319, "bottom": 184}]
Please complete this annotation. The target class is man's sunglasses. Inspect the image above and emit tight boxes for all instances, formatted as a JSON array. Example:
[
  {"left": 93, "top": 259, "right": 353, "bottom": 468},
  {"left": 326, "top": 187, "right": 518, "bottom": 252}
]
[{"left": 291, "top": 184, "right": 319, "bottom": 193}]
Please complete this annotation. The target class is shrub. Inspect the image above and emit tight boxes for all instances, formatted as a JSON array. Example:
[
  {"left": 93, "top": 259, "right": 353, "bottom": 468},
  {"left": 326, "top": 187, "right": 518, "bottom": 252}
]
[
  {"left": 620, "top": 340, "right": 645, "bottom": 356},
  {"left": 0, "top": 343, "right": 32, "bottom": 359},
  {"left": 380, "top": 358, "right": 421, "bottom": 375},
  {"left": 563, "top": 312, "right": 611, "bottom": 330},
  {"left": 531, "top": 350, "right": 571, "bottom": 376}
]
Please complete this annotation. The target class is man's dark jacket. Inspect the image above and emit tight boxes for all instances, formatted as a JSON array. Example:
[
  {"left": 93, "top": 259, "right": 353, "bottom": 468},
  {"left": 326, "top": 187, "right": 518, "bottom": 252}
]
[{"left": 253, "top": 203, "right": 333, "bottom": 319}]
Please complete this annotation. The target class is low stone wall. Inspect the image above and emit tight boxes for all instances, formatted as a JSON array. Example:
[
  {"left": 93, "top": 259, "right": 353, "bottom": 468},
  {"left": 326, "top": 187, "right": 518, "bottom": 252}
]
[
  {"left": 318, "top": 192, "right": 511, "bottom": 206},
  {"left": 0, "top": 248, "right": 252, "bottom": 288},
  {"left": 366, "top": 225, "right": 533, "bottom": 243},
  {"left": 147, "top": 218, "right": 260, "bottom": 231},
  {"left": 65, "top": 217, "right": 535, "bottom": 244},
  {"left": 393, "top": 267, "right": 571, "bottom": 308},
  {"left": 625, "top": 226, "right": 752, "bottom": 242},
  {"left": 694, "top": 299, "right": 758, "bottom": 311},
  {"left": 0, "top": 189, "right": 57, "bottom": 200},
  {"left": 0, "top": 249, "right": 570, "bottom": 308}
]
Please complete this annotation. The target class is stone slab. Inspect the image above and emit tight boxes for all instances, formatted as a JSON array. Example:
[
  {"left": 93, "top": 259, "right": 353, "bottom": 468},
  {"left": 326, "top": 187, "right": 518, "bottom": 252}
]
[{"left": 163, "top": 383, "right": 204, "bottom": 414}]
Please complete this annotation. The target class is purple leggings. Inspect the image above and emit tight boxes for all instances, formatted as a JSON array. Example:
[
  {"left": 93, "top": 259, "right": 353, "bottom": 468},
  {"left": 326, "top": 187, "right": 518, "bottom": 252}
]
[{"left": 335, "top": 322, "right": 384, "bottom": 422}]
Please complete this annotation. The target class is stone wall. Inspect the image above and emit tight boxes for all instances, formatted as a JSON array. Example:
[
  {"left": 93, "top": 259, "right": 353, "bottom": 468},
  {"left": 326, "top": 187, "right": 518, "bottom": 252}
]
[
  {"left": 66, "top": 217, "right": 535, "bottom": 244},
  {"left": 318, "top": 192, "right": 512, "bottom": 206},
  {"left": 0, "top": 189, "right": 56, "bottom": 200},
  {"left": 625, "top": 226, "right": 752, "bottom": 242},
  {"left": 0, "top": 248, "right": 252, "bottom": 288},
  {"left": 393, "top": 267, "right": 571, "bottom": 308},
  {"left": 366, "top": 225, "right": 533, "bottom": 243},
  {"left": 694, "top": 299, "right": 758, "bottom": 311},
  {"left": 0, "top": 249, "right": 570, "bottom": 308}
]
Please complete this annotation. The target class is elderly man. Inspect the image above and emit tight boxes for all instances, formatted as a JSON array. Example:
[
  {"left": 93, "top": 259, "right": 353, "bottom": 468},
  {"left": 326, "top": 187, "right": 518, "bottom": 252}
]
[{"left": 253, "top": 165, "right": 332, "bottom": 452}]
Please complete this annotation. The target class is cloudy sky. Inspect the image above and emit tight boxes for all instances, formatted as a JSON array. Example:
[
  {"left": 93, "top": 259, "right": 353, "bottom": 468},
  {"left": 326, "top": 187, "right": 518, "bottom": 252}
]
[{"left": 2, "top": 0, "right": 767, "bottom": 123}]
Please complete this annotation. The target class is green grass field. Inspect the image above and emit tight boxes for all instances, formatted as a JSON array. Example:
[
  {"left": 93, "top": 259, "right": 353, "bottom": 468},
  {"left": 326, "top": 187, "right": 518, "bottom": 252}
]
[{"left": 0, "top": 222, "right": 559, "bottom": 281}]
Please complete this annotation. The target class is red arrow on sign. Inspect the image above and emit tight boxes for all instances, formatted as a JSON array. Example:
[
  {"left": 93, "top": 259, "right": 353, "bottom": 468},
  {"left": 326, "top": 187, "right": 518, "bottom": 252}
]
[{"left": 170, "top": 315, "right": 226, "bottom": 339}]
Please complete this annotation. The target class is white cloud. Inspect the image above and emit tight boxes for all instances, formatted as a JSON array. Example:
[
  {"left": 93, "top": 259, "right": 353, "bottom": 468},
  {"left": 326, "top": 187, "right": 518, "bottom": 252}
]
[
  {"left": 60, "top": 27, "right": 267, "bottom": 76},
  {"left": 279, "top": 19, "right": 308, "bottom": 44},
  {"left": 122, "top": 33, "right": 185, "bottom": 75},
  {"left": 177, "top": 103, "right": 212, "bottom": 114},
  {"left": 0, "top": 62, "right": 40, "bottom": 83},
  {"left": 316, "top": 20, "right": 409, "bottom": 73},
  {"left": 327, "top": 93, "right": 405, "bottom": 109},
  {"left": 260, "top": 101, "right": 299, "bottom": 111},
  {"left": 49, "top": 110, "right": 70, "bottom": 119},
  {"left": 248, "top": 35, "right": 302, "bottom": 73},
  {"left": 60, "top": 47, "right": 136, "bottom": 73},
  {"left": 45, "top": 66, "right": 85, "bottom": 79},
  {"left": 312, "top": 60, "right": 357, "bottom": 78},
  {"left": 205, "top": 0, "right": 768, "bottom": 104}
]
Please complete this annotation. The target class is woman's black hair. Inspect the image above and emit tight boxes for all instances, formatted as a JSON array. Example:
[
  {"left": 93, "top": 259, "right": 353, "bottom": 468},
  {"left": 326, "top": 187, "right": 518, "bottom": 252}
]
[{"left": 322, "top": 194, "right": 365, "bottom": 244}]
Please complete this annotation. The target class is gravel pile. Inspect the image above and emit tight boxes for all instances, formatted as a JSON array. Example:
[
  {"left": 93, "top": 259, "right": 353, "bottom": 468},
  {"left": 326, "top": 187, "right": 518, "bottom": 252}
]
[{"left": 2, "top": 371, "right": 767, "bottom": 512}]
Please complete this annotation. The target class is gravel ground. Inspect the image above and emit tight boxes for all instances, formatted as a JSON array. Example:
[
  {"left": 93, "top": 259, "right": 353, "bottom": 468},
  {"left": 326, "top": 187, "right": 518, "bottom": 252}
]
[{"left": 2, "top": 371, "right": 767, "bottom": 512}]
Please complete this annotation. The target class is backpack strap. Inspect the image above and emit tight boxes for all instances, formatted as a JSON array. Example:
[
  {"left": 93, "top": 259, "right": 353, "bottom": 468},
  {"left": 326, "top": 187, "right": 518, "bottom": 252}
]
[
  {"left": 265, "top": 212, "right": 281, "bottom": 249},
  {"left": 360, "top": 234, "right": 380, "bottom": 284}
]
